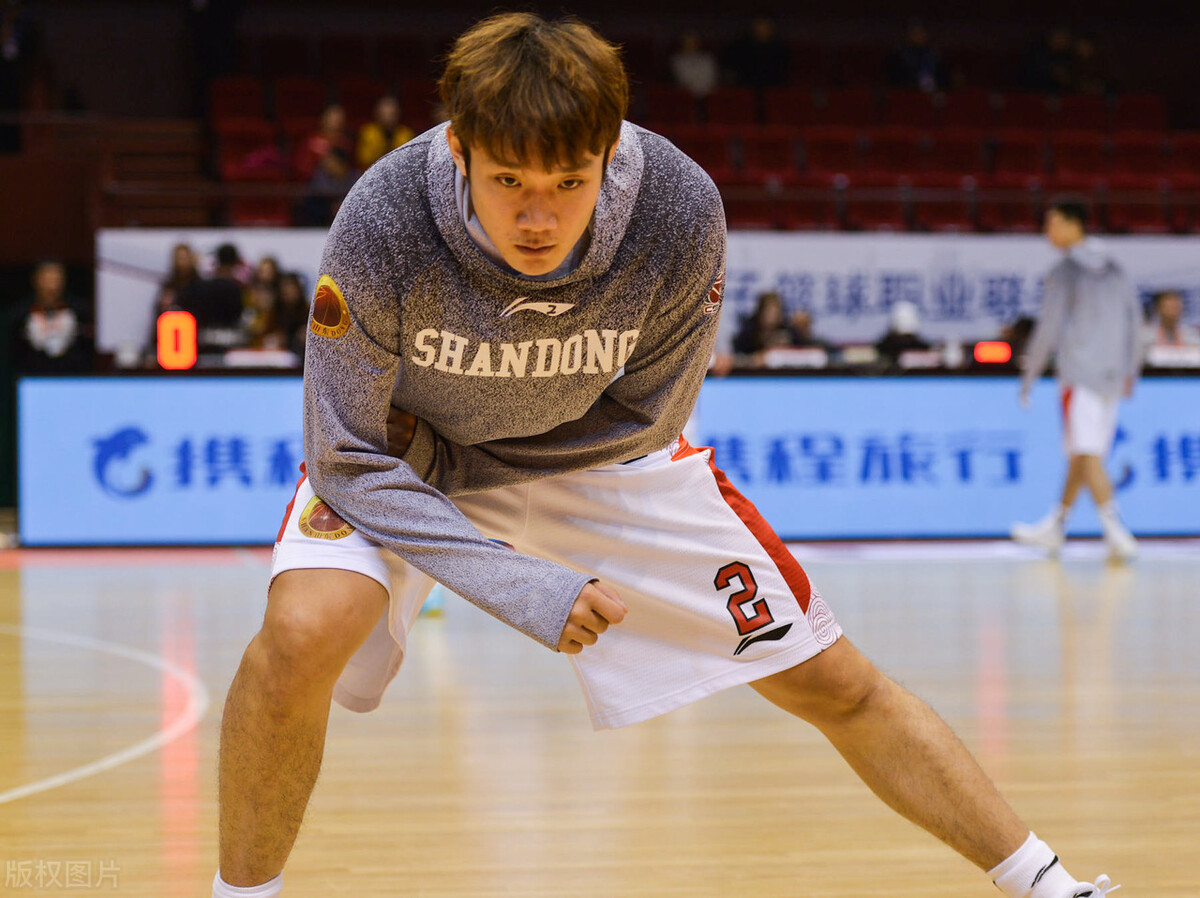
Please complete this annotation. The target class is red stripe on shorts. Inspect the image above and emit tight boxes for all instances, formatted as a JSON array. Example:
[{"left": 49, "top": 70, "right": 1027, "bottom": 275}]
[
  {"left": 1061, "top": 386, "right": 1073, "bottom": 424},
  {"left": 672, "top": 436, "right": 812, "bottom": 613},
  {"left": 275, "top": 461, "right": 308, "bottom": 544}
]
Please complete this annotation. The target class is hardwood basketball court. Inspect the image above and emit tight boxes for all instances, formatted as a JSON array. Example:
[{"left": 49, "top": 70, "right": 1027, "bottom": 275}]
[{"left": 1, "top": 539, "right": 1196, "bottom": 895}]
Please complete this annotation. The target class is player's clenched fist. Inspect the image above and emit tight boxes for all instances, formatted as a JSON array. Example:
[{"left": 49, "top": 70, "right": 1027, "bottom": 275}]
[{"left": 557, "top": 581, "right": 627, "bottom": 654}]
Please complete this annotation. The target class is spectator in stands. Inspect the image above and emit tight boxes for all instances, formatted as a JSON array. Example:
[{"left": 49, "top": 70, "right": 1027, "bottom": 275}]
[
  {"left": 887, "top": 20, "right": 946, "bottom": 93},
  {"left": 721, "top": 16, "right": 789, "bottom": 91},
  {"left": 669, "top": 30, "right": 718, "bottom": 99},
  {"left": 791, "top": 309, "right": 834, "bottom": 352},
  {"left": 874, "top": 300, "right": 930, "bottom": 365},
  {"left": 178, "top": 242, "right": 247, "bottom": 352},
  {"left": 356, "top": 95, "right": 415, "bottom": 170},
  {"left": 294, "top": 104, "right": 353, "bottom": 182},
  {"left": 157, "top": 242, "right": 201, "bottom": 313},
  {"left": 1021, "top": 27, "right": 1075, "bottom": 93},
  {"left": 301, "top": 144, "right": 359, "bottom": 226},
  {"left": 261, "top": 271, "right": 309, "bottom": 359},
  {"left": 732, "top": 290, "right": 800, "bottom": 361},
  {"left": 10, "top": 259, "right": 93, "bottom": 373},
  {"left": 244, "top": 256, "right": 282, "bottom": 347},
  {"left": 1069, "top": 36, "right": 1110, "bottom": 96},
  {"left": 1144, "top": 289, "right": 1200, "bottom": 348}
]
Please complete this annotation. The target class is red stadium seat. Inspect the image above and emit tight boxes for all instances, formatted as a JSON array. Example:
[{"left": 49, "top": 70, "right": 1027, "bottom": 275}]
[
  {"left": 927, "top": 128, "right": 986, "bottom": 174},
  {"left": 815, "top": 89, "right": 878, "bottom": 127},
  {"left": 661, "top": 125, "right": 736, "bottom": 180},
  {"left": 1167, "top": 133, "right": 1200, "bottom": 177},
  {"left": 882, "top": 91, "right": 938, "bottom": 128},
  {"left": 842, "top": 172, "right": 909, "bottom": 231},
  {"left": 991, "top": 129, "right": 1046, "bottom": 176},
  {"left": 642, "top": 84, "right": 699, "bottom": 126},
  {"left": 704, "top": 88, "right": 759, "bottom": 126},
  {"left": 1054, "top": 95, "right": 1111, "bottom": 131},
  {"left": 398, "top": 78, "right": 440, "bottom": 131},
  {"left": 976, "top": 176, "right": 1040, "bottom": 232},
  {"left": 777, "top": 173, "right": 839, "bottom": 230},
  {"left": 209, "top": 76, "right": 265, "bottom": 121},
  {"left": 995, "top": 93, "right": 1051, "bottom": 130},
  {"left": 719, "top": 173, "right": 782, "bottom": 229},
  {"left": 739, "top": 126, "right": 801, "bottom": 178},
  {"left": 1104, "top": 174, "right": 1169, "bottom": 233},
  {"left": 336, "top": 75, "right": 388, "bottom": 129},
  {"left": 213, "top": 118, "right": 283, "bottom": 181},
  {"left": 909, "top": 173, "right": 976, "bottom": 232},
  {"left": 1111, "top": 132, "right": 1168, "bottom": 174},
  {"left": 1050, "top": 130, "right": 1109, "bottom": 177},
  {"left": 1113, "top": 93, "right": 1168, "bottom": 132},
  {"left": 273, "top": 76, "right": 327, "bottom": 121},
  {"left": 937, "top": 89, "right": 996, "bottom": 130},
  {"left": 861, "top": 126, "right": 927, "bottom": 173},
  {"left": 228, "top": 196, "right": 293, "bottom": 227},
  {"left": 802, "top": 126, "right": 862, "bottom": 174},
  {"left": 763, "top": 88, "right": 820, "bottom": 127}
]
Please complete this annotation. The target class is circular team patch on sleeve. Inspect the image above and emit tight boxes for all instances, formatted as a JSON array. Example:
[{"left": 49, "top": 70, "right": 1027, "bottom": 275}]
[
  {"left": 298, "top": 495, "right": 355, "bottom": 540},
  {"left": 311, "top": 274, "right": 351, "bottom": 339}
]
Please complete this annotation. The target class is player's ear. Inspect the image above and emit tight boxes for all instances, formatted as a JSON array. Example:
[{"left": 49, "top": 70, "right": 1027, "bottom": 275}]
[
  {"left": 446, "top": 128, "right": 468, "bottom": 178},
  {"left": 605, "top": 136, "right": 620, "bottom": 165}
]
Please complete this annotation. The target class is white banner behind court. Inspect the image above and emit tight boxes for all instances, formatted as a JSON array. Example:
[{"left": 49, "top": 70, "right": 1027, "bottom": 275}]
[{"left": 97, "top": 229, "right": 1200, "bottom": 353}]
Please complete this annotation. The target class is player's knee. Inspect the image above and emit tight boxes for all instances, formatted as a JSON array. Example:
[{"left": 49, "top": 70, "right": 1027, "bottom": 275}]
[
  {"left": 254, "top": 572, "right": 386, "bottom": 688},
  {"left": 756, "top": 638, "right": 888, "bottom": 723}
]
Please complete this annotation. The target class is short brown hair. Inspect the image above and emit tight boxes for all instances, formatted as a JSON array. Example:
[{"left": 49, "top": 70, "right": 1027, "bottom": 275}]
[{"left": 439, "top": 13, "right": 628, "bottom": 169}]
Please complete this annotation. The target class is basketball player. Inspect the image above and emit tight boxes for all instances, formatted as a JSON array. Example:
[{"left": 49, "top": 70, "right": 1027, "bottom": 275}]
[
  {"left": 214, "top": 15, "right": 1118, "bottom": 898},
  {"left": 1012, "top": 199, "right": 1141, "bottom": 561}
]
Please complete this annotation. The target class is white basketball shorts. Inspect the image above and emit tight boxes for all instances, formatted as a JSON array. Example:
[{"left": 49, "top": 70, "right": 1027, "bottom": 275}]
[
  {"left": 272, "top": 436, "right": 842, "bottom": 729},
  {"left": 1061, "top": 384, "right": 1120, "bottom": 457}
]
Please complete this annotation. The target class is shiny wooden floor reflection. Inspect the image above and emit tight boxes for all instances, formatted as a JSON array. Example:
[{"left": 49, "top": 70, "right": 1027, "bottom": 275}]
[{"left": 1, "top": 541, "right": 1197, "bottom": 896}]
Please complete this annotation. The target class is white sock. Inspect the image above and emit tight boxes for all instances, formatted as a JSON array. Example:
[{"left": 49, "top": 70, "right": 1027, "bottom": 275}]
[
  {"left": 989, "top": 833, "right": 1078, "bottom": 898},
  {"left": 1052, "top": 503, "right": 1069, "bottom": 525},
  {"left": 1097, "top": 501, "right": 1120, "bottom": 524},
  {"left": 213, "top": 872, "right": 283, "bottom": 898}
]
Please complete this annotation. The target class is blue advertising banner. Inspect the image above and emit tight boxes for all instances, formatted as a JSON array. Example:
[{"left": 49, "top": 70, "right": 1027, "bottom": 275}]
[
  {"left": 17, "top": 375, "right": 1200, "bottom": 544},
  {"left": 694, "top": 377, "right": 1200, "bottom": 539},
  {"left": 18, "top": 377, "right": 304, "bottom": 545}
]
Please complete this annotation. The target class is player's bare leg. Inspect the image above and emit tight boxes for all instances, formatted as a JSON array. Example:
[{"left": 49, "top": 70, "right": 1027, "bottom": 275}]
[
  {"left": 1059, "top": 454, "right": 1090, "bottom": 509},
  {"left": 752, "top": 636, "right": 1028, "bottom": 870},
  {"left": 1076, "top": 454, "right": 1114, "bottom": 506},
  {"left": 218, "top": 569, "right": 389, "bottom": 886}
]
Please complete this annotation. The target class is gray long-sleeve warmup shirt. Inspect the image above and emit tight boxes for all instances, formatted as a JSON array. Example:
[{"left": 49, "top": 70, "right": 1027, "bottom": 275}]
[
  {"left": 1021, "top": 237, "right": 1143, "bottom": 397},
  {"left": 302, "top": 122, "right": 727, "bottom": 650}
]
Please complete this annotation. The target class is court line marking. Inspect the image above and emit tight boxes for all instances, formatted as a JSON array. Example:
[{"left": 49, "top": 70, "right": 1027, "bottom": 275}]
[{"left": 0, "top": 624, "right": 211, "bottom": 805}]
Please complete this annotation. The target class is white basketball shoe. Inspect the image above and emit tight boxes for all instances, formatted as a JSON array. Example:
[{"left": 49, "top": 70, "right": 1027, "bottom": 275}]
[
  {"left": 1070, "top": 874, "right": 1120, "bottom": 896},
  {"left": 1098, "top": 504, "right": 1138, "bottom": 562},
  {"left": 1011, "top": 509, "right": 1065, "bottom": 554}
]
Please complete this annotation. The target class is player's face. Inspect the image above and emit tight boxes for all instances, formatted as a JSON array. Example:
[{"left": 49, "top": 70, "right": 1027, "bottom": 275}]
[
  {"left": 448, "top": 130, "right": 615, "bottom": 276},
  {"left": 1044, "top": 210, "right": 1083, "bottom": 250}
]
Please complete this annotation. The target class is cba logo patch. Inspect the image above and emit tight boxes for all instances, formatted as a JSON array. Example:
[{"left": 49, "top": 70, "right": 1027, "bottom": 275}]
[
  {"left": 703, "top": 271, "right": 725, "bottom": 316},
  {"left": 298, "top": 496, "right": 355, "bottom": 540},
  {"left": 311, "top": 275, "right": 350, "bottom": 339}
]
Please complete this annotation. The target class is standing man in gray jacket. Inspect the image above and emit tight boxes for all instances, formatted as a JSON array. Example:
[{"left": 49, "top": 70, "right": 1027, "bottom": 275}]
[{"left": 1013, "top": 199, "right": 1141, "bottom": 559}]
